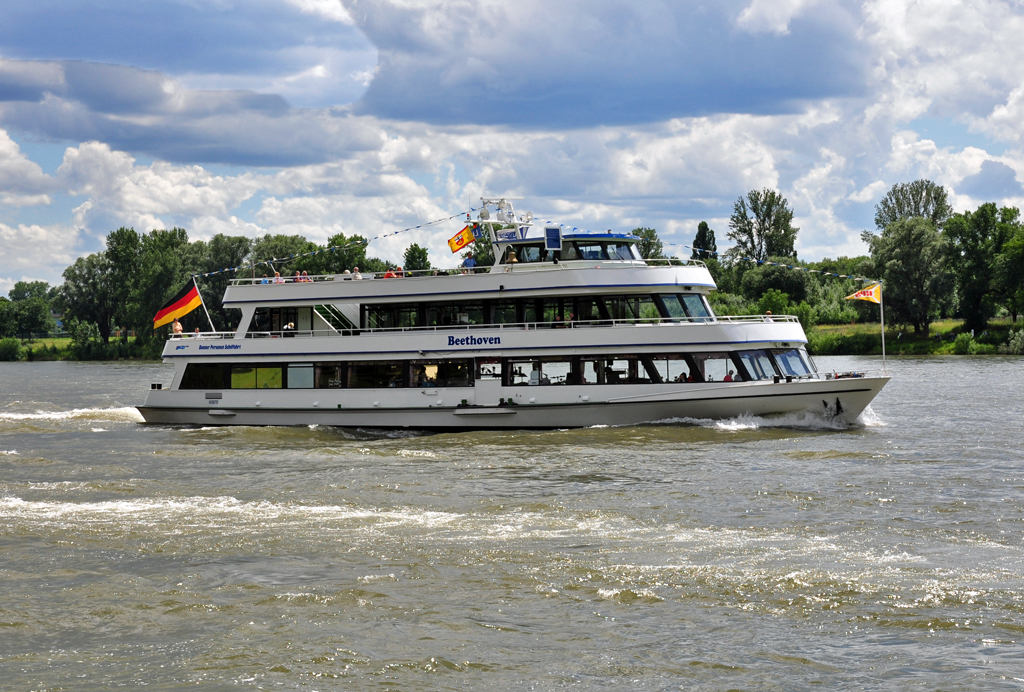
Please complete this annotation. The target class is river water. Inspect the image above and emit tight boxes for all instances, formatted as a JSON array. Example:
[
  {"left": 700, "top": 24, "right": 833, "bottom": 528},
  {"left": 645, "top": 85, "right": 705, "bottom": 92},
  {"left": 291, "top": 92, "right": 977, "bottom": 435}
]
[{"left": 1, "top": 357, "right": 1022, "bottom": 690}]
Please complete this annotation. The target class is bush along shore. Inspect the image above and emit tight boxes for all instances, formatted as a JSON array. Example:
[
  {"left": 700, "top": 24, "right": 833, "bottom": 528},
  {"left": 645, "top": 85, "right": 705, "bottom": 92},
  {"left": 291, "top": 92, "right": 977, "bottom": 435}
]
[{"left": 807, "top": 319, "right": 1024, "bottom": 356}]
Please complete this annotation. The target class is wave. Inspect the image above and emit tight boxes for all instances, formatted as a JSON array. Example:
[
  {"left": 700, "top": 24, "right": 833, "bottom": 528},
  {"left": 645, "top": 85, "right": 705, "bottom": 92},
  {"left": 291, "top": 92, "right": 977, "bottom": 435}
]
[
  {"left": 651, "top": 409, "right": 858, "bottom": 431},
  {"left": 0, "top": 495, "right": 464, "bottom": 527},
  {"left": 0, "top": 450, "right": 17, "bottom": 455},
  {"left": 0, "top": 406, "right": 144, "bottom": 423}
]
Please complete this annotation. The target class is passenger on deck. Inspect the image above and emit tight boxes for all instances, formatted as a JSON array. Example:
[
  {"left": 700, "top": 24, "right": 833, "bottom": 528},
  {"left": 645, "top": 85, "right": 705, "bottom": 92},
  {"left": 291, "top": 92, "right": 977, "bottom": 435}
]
[
  {"left": 462, "top": 252, "right": 476, "bottom": 271},
  {"left": 352, "top": 266, "right": 362, "bottom": 280},
  {"left": 383, "top": 267, "right": 397, "bottom": 279},
  {"left": 724, "top": 370, "right": 734, "bottom": 382},
  {"left": 273, "top": 271, "right": 284, "bottom": 284},
  {"left": 259, "top": 274, "right": 269, "bottom": 284},
  {"left": 342, "top": 270, "right": 352, "bottom": 280},
  {"left": 172, "top": 318, "right": 183, "bottom": 334},
  {"left": 300, "top": 270, "right": 310, "bottom": 282}
]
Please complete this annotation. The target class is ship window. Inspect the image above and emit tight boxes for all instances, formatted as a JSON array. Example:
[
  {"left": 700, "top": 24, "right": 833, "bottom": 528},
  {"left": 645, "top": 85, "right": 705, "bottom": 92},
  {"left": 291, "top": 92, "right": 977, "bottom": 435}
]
[
  {"left": 542, "top": 298, "right": 574, "bottom": 326},
  {"left": 287, "top": 363, "right": 314, "bottom": 389},
  {"left": 250, "top": 307, "right": 298, "bottom": 334},
  {"left": 180, "top": 364, "right": 224, "bottom": 389},
  {"left": 603, "top": 295, "right": 659, "bottom": 322},
  {"left": 256, "top": 367, "right": 283, "bottom": 389},
  {"left": 681, "top": 294, "right": 711, "bottom": 320},
  {"left": 772, "top": 349, "right": 813, "bottom": 377},
  {"left": 491, "top": 301, "right": 517, "bottom": 324},
  {"left": 575, "top": 242, "right": 604, "bottom": 260},
  {"left": 477, "top": 358, "right": 501, "bottom": 379},
  {"left": 658, "top": 295, "right": 688, "bottom": 320},
  {"left": 315, "top": 363, "right": 346, "bottom": 388},
  {"left": 349, "top": 361, "right": 406, "bottom": 388},
  {"left": 517, "top": 245, "right": 545, "bottom": 263},
  {"left": 579, "top": 356, "right": 647, "bottom": 384},
  {"left": 692, "top": 353, "right": 738, "bottom": 382},
  {"left": 736, "top": 350, "right": 777, "bottom": 380},
  {"left": 506, "top": 357, "right": 572, "bottom": 386},
  {"left": 574, "top": 296, "right": 605, "bottom": 323},
  {"left": 605, "top": 242, "right": 639, "bottom": 260},
  {"left": 231, "top": 367, "right": 256, "bottom": 389},
  {"left": 410, "top": 359, "right": 474, "bottom": 387},
  {"left": 427, "top": 302, "right": 484, "bottom": 326},
  {"left": 646, "top": 354, "right": 697, "bottom": 383},
  {"left": 562, "top": 243, "right": 581, "bottom": 260}
]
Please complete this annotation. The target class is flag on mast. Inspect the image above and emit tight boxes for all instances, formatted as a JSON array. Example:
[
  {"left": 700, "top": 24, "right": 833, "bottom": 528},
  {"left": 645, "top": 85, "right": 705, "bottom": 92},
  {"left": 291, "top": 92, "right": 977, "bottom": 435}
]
[
  {"left": 448, "top": 225, "right": 475, "bottom": 253},
  {"left": 845, "top": 284, "right": 882, "bottom": 304},
  {"left": 153, "top": 282, "right": 203, "bottom": 329}
]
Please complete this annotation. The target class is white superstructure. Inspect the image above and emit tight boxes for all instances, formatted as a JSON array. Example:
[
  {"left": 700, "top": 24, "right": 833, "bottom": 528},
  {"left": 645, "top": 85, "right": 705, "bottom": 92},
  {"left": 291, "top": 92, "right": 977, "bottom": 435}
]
[{"left": 139, "top": 201, "right": 887, "bottom": 429}]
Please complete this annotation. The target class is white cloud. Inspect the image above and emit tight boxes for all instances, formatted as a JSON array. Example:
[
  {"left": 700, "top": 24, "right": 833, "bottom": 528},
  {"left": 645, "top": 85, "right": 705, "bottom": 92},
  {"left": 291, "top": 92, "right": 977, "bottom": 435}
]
[{"left": 736, "top": 0, "right": 820, "bottom": 35}]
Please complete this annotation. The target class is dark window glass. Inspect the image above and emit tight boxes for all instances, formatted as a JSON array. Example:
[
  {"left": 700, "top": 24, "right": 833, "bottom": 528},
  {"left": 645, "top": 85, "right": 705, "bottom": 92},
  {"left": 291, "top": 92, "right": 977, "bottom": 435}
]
[
  {"left": 604, "top": 295, "right": 659, "bottom": 322},
  {"left": 605, "top": 242, "right": 638, "bottom": 260},
  {"left": 492, "top": 301, "right": 517, "bottom": 324},
  {"left": 410, "top": 359, "right": 474, "bottom": 387},
  {"left": 180, "top": 364, "right": 224, "bottom": 389},
  {"left": 256, "top": 367, "right": 283, "bottom": 389},
  {"left": 349, "top": 362, "right": 406, "bottom": 388},
  {"left": 575, "top": 242, "right": 604, "bottom": 260},
  {"left": 315, "top": 363, "right": 346, "bottom": 388}
]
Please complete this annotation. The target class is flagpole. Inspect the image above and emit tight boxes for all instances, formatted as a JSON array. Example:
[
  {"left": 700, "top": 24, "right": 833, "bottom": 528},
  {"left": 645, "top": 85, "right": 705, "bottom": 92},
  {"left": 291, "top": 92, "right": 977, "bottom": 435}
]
[
  {"left": 879, "top": 282, "right": 886, "bottom": 375},
  {"left": 193, "top": 276, "right": 217, "bottom": 333}
]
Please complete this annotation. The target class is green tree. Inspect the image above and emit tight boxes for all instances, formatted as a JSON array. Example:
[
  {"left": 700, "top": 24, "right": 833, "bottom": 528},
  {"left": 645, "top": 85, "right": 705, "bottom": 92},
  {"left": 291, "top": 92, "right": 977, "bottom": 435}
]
[
  {"left": 105, "top": 227, "right": 143, "bottom": 339},
  {"left": 943, "top": 203, "right": 999, "bottom": 331},
  {"left": 874, "top": 179, "right": 952, "bottom": 231},
  {"left": 757, "top": 289, "right": 790, "bottom": 315},
  {"left": 863, "top": 217, "right": 949, "bottom": 336},
  {"left": 992, "top": 215, "right": 1024, "bottom": 322},
  {"left": 59, "top": 253, "right": 117, "bottom": 343},
  {"left": 0, "top": 298, "right": 18, "bottom": 337},
  {"left": 403, "top": 243, "right": 430, "bottom": 272},
  {"left": 131, "top": 228, "right": 194, "bottom": 343},
  {"left": 194, "top": 234, "right": 252, "bottom": 332},
  {"left": 9, "top": 281, "right": 50, "bottom": 302},
  {"left": 631, "top": 227, "right": 665, "bottom": 259},
  {"left": 250, "top": 234, "right": 318, "bottom": 279},
  {"left": 727, "top": 189, "right": 798, "bottom": 263},
  {"left": 13, "top": 296, "right": 55, "bottom": 335},
  {"left": 739, "top": 261, "right": 809, "bottom": 303},
  {"left": 318, "top": 232, "right": 373, "bottom": 275},
  {"left": 691, "top": 221, "right": 717, "bottom": 260}
]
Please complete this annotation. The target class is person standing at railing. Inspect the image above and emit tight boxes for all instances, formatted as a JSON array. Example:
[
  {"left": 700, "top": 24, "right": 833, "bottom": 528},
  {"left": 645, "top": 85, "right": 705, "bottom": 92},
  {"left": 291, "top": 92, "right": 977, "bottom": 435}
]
[
  {"left": 352, "top": 266, "right": 362, "bottom": 280},
  {"left": 172, "top": 318, "right": 183, "bottom": 334}
]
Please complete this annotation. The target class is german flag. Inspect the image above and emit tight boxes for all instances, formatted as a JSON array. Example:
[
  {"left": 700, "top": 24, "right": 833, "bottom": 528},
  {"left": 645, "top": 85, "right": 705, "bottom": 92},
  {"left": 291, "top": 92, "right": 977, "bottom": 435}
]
[
  {"left": 153, "top": 281, "right": 203, "bottom": 329},
  {"left": 448, "top": 225, "right": 475, "bottom": 254}
]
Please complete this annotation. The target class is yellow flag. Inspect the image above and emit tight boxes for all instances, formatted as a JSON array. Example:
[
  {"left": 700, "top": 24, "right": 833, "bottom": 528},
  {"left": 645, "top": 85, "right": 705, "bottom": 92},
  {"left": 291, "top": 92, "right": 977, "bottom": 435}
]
[
  {"left": 448, "top": 225, "right": 475, "bottom": 253},
  {"left": 845, "top": 283, "right": 881, "bottom": 304}
]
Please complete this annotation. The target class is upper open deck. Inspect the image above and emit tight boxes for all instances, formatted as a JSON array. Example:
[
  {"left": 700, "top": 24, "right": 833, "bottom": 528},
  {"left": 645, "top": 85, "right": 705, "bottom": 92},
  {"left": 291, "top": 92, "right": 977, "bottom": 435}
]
[{"left": 222, "top": 258, "right": 717, "bottom": 310}]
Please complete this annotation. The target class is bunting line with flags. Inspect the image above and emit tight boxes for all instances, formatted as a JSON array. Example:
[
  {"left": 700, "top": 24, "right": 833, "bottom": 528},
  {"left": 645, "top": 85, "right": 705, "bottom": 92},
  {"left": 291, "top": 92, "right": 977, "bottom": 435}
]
[
  {"left": 153, "top": 281, "right": 203, "bottom": 329},
  {"left": 448, "top": 225, "right": 475, "bottom": 254}
]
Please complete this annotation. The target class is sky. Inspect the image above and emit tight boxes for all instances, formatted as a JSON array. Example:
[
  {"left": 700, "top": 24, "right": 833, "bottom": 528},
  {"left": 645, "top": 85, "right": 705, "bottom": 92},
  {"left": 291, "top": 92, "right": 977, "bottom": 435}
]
[{"left": 2, "top": 0, "right": 1024, "bottom": 293}]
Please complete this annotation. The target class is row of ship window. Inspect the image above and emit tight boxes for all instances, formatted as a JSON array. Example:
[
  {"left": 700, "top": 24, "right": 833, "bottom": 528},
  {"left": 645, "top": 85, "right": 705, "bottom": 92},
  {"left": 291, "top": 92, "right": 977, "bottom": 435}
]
[
  {"left": 360, "top": 293, "right": 712, "bottom": 330},
  {"left": 179, "top": 348, "right": 813, "bottom": 390}
]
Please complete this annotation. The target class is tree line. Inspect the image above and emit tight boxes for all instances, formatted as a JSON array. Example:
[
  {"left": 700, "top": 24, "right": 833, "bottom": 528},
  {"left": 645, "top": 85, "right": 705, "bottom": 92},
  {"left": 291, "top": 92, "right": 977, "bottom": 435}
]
[
  {"left": 637, "top": 181, "right": 1023, "bottom": 340},
  {"left": 1, "top": 227, "right": 432, "bottom": 359},
  {"left": 2, "top": 179, "right": 1022, "bottom": 360}
]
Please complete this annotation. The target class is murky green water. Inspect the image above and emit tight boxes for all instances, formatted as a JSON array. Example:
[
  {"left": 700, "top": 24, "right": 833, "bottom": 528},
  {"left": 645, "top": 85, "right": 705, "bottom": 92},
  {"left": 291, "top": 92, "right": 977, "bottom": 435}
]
[{"left": 2, "top": 357, "right": 1023, "bottom": 690}]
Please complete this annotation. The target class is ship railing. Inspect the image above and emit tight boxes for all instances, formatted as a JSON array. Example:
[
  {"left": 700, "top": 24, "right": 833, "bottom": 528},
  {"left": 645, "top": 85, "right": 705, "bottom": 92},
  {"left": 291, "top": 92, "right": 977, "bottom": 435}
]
[
  {"left": 168, "top": 331, "right": 236, "bottom": 340},
  {"left": 227, "top": 259, "right": 707, "bottom": 286},
  {"left": 233, "top": 313, "right": 800, "bottom": 338}
]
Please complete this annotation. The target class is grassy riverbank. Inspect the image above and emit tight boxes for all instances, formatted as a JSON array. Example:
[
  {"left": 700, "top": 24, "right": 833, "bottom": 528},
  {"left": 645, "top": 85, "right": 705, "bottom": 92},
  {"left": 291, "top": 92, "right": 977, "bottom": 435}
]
[{"left": 808, "top": 318, "right": 1021, "bottom": 355}]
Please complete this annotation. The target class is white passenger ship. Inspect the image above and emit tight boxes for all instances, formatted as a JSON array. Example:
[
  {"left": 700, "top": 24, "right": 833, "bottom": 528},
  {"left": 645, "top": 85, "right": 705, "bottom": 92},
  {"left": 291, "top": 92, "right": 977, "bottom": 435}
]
[{"left": 139, "top": 200, "right": 888, "bottom": 429}]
